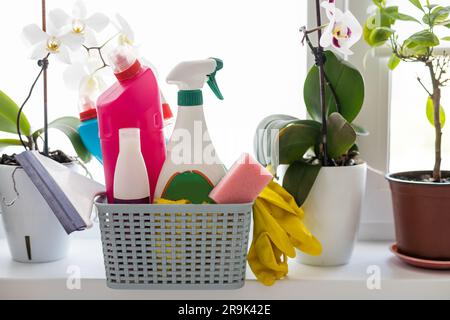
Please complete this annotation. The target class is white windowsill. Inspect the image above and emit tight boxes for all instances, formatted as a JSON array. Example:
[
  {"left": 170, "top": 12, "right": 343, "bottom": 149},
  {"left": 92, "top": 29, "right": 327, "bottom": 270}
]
[{"left": 0, "top": 239, "right": 449, "bottom": 300}]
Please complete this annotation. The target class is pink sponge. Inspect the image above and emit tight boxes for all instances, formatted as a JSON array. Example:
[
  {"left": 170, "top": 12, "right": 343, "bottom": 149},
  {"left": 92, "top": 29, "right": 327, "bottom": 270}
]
[{"left": 209, "top": 153, "right": 273, "bottom": 204}]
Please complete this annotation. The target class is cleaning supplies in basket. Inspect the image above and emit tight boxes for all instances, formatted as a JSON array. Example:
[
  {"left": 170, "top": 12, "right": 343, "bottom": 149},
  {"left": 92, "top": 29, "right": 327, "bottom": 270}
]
[
  {"left": 209, "top": 153, "right": 273, "bottom": 204},
  {"left": 95, "top": 198, "right": 252, "bottom": 290},
  {"left": 15, "top": 151, "right": 105, "bottom": 234},
  {"left": 113, "top": 128, "right": 150, "bottom": 204},
  {"left": 97, "top": 44, "right": 166, "bottom": 203},
  {"left": 154, "top": 58, "right": 227, "bottom": 204},
  {"left": 248, "top": 181, "right": 322, "bottom": 286}
]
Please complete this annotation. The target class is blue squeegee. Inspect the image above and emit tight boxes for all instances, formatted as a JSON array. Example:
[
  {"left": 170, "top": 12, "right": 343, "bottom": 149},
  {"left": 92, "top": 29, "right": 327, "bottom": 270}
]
[{"left": 15, "top": 151, "right": 105, "bottom": 234}]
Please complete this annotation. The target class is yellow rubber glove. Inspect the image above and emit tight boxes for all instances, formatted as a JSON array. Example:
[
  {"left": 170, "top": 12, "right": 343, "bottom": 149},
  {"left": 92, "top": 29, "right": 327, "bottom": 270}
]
[
  {"left": 248, "top": 181, "right": 322, "bottom": 286},
  {"left": 248, "top": 232, "right": 288, "bottom": 286},
  {"left": 253, "top": 199, "right": 297, "bottom": 258},
  {"left": 259, "top": 182, "right": 322, "bottom": 256}
]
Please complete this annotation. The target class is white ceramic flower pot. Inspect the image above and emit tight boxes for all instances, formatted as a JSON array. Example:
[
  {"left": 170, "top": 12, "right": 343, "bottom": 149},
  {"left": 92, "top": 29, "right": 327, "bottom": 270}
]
[
  {"left": 0, "top": 164, "right": 70, "bottom": 263},
  {"left": 297, "top": 163, "right": 367, "bottom": 266}
]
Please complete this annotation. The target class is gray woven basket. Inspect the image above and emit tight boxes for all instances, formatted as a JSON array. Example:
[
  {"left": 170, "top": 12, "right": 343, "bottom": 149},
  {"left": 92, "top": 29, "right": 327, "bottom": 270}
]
[{"left": 95, "top": 197, "right": 252, "bottom": 290}]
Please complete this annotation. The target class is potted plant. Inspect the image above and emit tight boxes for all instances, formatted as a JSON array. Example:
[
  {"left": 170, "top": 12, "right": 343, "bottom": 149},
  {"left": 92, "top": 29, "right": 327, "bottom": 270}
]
[
  {"left": 0, "top": 89, "right": 91, "bottom": 263},
  {"left": 255, "top": 0, "right": 367, "bottom": 266},
  {"left": 0, "top": 0, "right": 99, "bottom": 263},
  {"left": 364, "top": 0, "right": 450, "bottom": 263}
]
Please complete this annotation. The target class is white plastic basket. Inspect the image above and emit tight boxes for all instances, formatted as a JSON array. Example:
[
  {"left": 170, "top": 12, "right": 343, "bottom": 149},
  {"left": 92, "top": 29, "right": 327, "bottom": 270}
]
[{"left": 95, "top": 196, "right": 252, "bottom": 290}]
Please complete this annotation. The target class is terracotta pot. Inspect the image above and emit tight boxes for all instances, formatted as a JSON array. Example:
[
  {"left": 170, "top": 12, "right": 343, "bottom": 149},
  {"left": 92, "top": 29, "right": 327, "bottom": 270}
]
[{"left": 387, "top": 171, "right": 450, "bottom": 261}]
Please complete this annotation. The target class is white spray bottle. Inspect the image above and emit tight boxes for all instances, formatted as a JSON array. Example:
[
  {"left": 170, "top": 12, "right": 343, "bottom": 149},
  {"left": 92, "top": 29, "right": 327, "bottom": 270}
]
[{"left": 154, "top": 58, "right": 227, "bottom": 204}]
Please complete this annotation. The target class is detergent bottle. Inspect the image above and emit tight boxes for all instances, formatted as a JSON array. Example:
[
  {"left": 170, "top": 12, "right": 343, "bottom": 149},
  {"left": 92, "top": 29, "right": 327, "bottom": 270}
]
[
  {"left": 154, "top": 58, "right": 227, "bottom": 204},
  {"left": 97, "top": 44, "right": 166, "bottom": 203},
  {"left": 77, "top": 75, "right": 103, "bottom": 163},
  {"left": 113, "top": 128, "right": 150, "bottom": 204}
]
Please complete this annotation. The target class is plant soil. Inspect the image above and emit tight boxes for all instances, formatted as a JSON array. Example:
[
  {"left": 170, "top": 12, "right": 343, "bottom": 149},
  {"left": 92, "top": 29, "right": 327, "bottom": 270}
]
[
  {"left": 393, "top": 172, "right": 450, "bottom": 184},
  {"left": 332, "top": 151, "right": 362, "bottom": 167},
  {"left": 0, "top": 150, "right": 74, "bottom": 167}
]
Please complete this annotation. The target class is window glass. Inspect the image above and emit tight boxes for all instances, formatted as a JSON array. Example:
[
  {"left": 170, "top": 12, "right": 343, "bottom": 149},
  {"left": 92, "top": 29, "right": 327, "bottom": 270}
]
[{"left": 389, "top": 0, "right": 450, "bottom": 172}]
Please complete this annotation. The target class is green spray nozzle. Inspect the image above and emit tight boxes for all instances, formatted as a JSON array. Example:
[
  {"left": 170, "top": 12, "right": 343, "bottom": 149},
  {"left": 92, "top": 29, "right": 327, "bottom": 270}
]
[{"left": 207, "top": 58, "right": 224, "bottom": 100}]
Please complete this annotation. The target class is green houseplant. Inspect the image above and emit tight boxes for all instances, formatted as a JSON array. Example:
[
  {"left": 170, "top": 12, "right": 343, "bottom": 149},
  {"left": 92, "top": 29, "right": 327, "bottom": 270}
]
[
  {"left": 364, "top": 0, "right": 450, "bottom": 263},
  {"left": 255, "top": 0, "right": 367, "bottom": 266}
]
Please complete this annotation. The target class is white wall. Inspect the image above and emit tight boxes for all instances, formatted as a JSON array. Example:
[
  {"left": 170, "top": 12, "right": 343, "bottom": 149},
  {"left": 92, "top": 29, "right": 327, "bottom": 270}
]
[
  {"left": 0, "top": 0, "right": 307, "bottom": 238},
  {"left": 0, "top": 0, "right": 308, "bottom": 168}
]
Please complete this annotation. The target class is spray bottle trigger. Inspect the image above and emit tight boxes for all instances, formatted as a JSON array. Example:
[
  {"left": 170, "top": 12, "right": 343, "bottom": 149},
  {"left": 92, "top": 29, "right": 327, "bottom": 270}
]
[{"left": 207, "top": 58, "right": 224, "bottom": 100}]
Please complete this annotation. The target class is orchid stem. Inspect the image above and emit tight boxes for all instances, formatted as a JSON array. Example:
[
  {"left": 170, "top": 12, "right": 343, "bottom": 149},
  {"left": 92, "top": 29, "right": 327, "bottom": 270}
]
[
  {"left": 315, "top": 0, "right": 329, "bottom": 166},
  {"left": 17, "top": 54, "right": 50, "bottom": 152},
  {"left": 302, "top": 24, "right": 329, "bottom": 36},
  {"left": 300, "top": 28, "right": 316, "bottom": 52},
  {"left": 100, "top": 32, "right": 121, "bottom": 49},
  {"left": 42, "top": 0, "right": 49, "bottom": 156},
  {"left": 83, "top": 33, "right": 121, "bottom": 72}
]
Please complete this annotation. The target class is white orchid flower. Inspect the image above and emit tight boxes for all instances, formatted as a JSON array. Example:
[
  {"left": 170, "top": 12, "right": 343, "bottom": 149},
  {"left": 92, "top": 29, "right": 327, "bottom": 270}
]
[
  {"left": 321, "top": 0, "right": 336, "bottom": 20},
  {"left": 320, "top": 4, "right": 362, "bottom": 55},
  {"left": 22, "top": 24, "right": 83, "bottom": 64},
  {"left": 63, "top": 50, "right": 109, "bottom": 90},
  {"left": 114, "top": 14, "right": 136, "bottom": 46},
  {"left": 49, "top": 0, "right": 109, "bottom": 46}
]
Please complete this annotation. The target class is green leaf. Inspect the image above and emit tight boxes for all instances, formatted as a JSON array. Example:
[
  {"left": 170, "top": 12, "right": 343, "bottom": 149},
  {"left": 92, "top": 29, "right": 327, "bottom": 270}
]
[
  {"left": 368, "top": 27, "right": 395, "bottom": 47},
  {"left": 0, "top": 91, "right": 31, "bottom": 136},
  {"left": 396, "top": 13, "right": 421, "bottom": 23},
  {"left": 304, "top": 51, "right": 365, "bottom": 124},
  {"left": 426, "top": 96, "right": 446, "bottom": 128},
  {"left": 283, "top": 161, "right": 322, "bottom": 208},
  {"left": 364, "top": 17, "right": 375, "bottom": 43},
  {"left": 380, "top": 6, "right": 399, "bottom": 26},
  {"left": 378, "top": 6, "right": 420, "bottom": 26},
  {"left": 351, "top": 123, "right": 370, "bottom": 136},
  {"left": 388, "top": 54, "right": 401, "bottom": 70},
  {"left": 33, "top": 117, "right": 92, "bottom": 163},
  {"left": 423, "top": 6, "right": 450, "bottom": 26},
  {"left": 327, "top": 113, "right": 357, "bottom": 160},
  {"left": 372, "top": 0, "right": 386, "bottom": 8},
  {"left": 404, "top": 30, "right": 440, "bottom": 50},
  {"left": 0, "top": 138, "right": 23, "bottom": 150},
  {"left": 409, "top": 0, "right": 424, "bottom": 12},
  {"left": 442, "top": 36, "right": 450, "bottom": 41},
  {"left": 277, "top": 120, "right": 321, "bottom": 165}
]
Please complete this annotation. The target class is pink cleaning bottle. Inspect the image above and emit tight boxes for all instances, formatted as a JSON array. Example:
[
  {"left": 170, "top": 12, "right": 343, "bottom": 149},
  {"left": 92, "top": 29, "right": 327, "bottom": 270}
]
[{"left": 97, "top": 45, "right": 166, "bottom": 203}]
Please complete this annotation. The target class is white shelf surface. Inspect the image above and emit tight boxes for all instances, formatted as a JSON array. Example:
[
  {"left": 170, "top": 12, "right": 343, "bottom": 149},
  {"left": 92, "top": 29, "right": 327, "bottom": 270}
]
[{"left": 0, "top": 239, "right": 449, "bottom": 300}]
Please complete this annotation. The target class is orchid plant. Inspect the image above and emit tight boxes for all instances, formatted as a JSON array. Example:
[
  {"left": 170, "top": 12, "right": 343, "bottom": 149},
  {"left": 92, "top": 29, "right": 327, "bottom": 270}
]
[
  {"left": 257, "top": 0, "right": 366, "bottom": 207},
  {"left": 0, "top": 0, "right": 142, "bottom": 164},
  {"left": 364, "top": 0, "right": 450, "bottom": 182}
]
